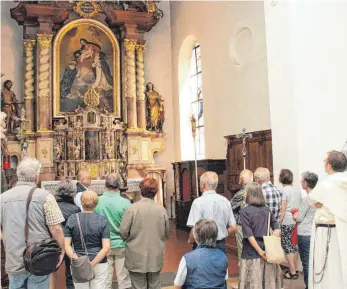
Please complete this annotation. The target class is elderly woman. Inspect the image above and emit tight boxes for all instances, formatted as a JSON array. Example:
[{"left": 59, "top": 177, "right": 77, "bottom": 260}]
[
  {"left": 239, "top": 183, "right": 281, "bottom": 289},
  {"left": 278, "top": 169, "right": 300, "bottom": 279},
  {"left": 230, "top": 169, "right": 254, "bottom": 260},
  {"left": 174, "top": 219, "right": 228, "bottom": 289},
  {"left": 120, "top": 178, "right": 169, "bottom": 289},
  {"left": 64, "top": 191, "right": 110, "bottom": 289},
  {"left": 54, "top": 180, "right": 80, "bottom": 289},
  {"left": 293, "top": 171, "right": 318, "bottom": 289}
]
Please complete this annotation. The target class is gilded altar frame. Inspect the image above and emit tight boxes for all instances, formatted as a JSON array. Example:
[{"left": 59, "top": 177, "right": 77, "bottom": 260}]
[{"left": 53, "top": 19, "right": 120, "bottom": 118}]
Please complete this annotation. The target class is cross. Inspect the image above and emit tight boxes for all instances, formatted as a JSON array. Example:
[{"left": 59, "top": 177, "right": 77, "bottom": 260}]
[{"left": 236, "top": 128, "right": 252, "bottom": 169}]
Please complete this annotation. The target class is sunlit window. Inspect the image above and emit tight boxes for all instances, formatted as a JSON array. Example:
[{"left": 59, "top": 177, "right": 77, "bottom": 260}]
[{"left": 189, "top": 43, "right": 205, "bottom": 159}]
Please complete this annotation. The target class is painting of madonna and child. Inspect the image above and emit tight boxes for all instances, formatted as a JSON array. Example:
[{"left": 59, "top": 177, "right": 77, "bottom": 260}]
[{"left": 55, "top": 22, "right": 119, "bottom": 116}]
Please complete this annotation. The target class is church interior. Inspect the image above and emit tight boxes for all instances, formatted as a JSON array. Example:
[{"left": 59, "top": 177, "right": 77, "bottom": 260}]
[{"left": 1, "top": 1, "right": 347, "bottom": 289}]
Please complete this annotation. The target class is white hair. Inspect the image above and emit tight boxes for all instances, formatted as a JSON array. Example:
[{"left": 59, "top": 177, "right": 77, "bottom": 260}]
[
  {"left": 17, "top": 157, "right": 41, "bottom": 182},
  {"left": 200, "top": 171, "right": 218, "bottom": 190},
  {"left": 254, "top": 167, "right": 270, "bottom": 182}
]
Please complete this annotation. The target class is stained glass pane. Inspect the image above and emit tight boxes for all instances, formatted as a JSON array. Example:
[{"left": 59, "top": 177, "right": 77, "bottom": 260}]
[
  {"left": 196, "top": 46, "right": 201, "bottom": 72},
  {"left": 197, "top": 74, "right": 202, "bottom": 93}
]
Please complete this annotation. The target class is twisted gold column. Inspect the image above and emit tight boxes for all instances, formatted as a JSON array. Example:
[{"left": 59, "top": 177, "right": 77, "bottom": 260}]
[
  {"left": 124, "top": 39, "right": 137, "bottom": 129},
  {"left": 37, "top": 34, "right": 53, "bottom": 132},
  {"left": 23, "top": 39, "right": 36, "bottom": 132},
  {"left": 136, "top": 44, "right": 146, "bottom": 129}
]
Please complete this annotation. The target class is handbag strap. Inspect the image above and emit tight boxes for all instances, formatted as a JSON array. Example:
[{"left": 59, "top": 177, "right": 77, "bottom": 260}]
[
  {"left": 25, "top": 187, "right": 37, "bottom": 244},
  {"left": 76, "top": 213, "right": 88, "bottom": 256},
  {"left": 267, "top": 211, "right": 271, "bottom": 236}
]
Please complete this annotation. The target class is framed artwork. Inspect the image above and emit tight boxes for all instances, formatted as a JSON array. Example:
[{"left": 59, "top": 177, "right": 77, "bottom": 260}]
[{"left": 53, "top": 19, "right": 120, "bottom": 117}]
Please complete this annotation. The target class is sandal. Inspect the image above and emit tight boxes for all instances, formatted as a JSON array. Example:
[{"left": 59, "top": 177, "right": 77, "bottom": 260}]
[{"left": 283, "top": 272, "right": 299, "bottom": 280}]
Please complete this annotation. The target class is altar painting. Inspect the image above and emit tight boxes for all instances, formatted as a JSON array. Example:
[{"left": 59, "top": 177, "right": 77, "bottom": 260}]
[{"left": 54, "top": 20, "right": 120, "bottom": 117}]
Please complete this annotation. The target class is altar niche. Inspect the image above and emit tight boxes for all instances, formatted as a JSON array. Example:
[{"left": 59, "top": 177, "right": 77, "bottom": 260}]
[{"left": 53, "top": 106, "right": 127, "bottom": 181}]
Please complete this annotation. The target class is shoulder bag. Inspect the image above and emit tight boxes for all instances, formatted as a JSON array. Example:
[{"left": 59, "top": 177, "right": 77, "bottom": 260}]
[
  {"left": 263, "top": 211, "right": 286, "bottom": 264},
  {"left": 70, "top": 213, "right": 94, "bottom": 283},
  {"left": 23, "top": 187, "right": 62, "bottom": 276}
]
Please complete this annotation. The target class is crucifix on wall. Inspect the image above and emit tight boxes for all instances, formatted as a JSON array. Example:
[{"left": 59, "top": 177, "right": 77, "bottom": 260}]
[{"left": 236, "top": 128, "right": 252, "bottom": 169}]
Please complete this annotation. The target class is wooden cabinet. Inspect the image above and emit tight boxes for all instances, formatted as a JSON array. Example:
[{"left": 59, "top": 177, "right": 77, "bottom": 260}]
[
  {"left": 172, "top": 159, "right": 226, "bottom": 231},
  {"left": 224, "top": 129, "right": 273, "bottom": 197}
]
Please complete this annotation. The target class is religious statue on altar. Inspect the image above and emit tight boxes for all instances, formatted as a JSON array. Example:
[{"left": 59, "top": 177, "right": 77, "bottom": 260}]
[
  {"left": 1, "top": 80, "right": 20, "bottom": 134},
  {"left": 145, "top": 82, "right": 165, "bottom": 132}
]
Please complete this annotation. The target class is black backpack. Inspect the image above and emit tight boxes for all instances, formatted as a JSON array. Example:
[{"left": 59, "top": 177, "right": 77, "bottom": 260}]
[{"left": 23, "top": 187, "right": 62, "bottom": 276}]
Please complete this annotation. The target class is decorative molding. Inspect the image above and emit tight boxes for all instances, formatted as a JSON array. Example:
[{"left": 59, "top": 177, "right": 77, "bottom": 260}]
[
  {"left": 37, "top": 34, "right": 53, "bottom": 48},
  {"left": 73, "top": 1, "right": 101, "bottom": 19},
  {"left": 124, "top": 39, "right": 137, "bottom": 52},
  {"left": 136, "top": 44, "right": 146, "bottom": 55},
  {"left": 24, "top": 39, "right": 36, "bottom": 53}
]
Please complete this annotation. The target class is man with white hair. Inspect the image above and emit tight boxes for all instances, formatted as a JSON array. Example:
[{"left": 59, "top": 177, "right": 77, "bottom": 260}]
[
  {"left": 1, "top": 157, "right": 65, "bottom": 289},
  {"left": 186, "top": 171, "right": 237, "bottom": 252},
  {"left": 254, "top": 167, "right": 282, "bottom": 221}
]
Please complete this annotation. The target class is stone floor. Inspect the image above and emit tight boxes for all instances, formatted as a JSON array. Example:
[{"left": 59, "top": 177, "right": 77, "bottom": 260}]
[{"left": 52, "top": 221, "right": 306, "bottom": 289}]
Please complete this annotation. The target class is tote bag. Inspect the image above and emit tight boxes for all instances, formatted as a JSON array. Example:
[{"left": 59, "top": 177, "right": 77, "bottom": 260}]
[
  {"left": 263, "top": 212, "right": 286, "bottom": 264},
  {"left": 71, "top": 214, "right": 94, "bottom": 283}
]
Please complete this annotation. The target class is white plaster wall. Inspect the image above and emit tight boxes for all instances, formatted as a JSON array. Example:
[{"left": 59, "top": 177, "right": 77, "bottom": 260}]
[
  {"left": 1, "top": 1, "right": 23, "bottom": 101},
  {"left": 265, "top": 0, "right": 347, "bottom": 185},
  {"left": 171, "top": 1, "right": 270, "bottom": 161},
  {"left": 144, "top": 2, "right": 175, "bottom": 212}
]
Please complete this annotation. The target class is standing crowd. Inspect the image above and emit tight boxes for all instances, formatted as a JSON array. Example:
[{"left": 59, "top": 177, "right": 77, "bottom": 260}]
[
  {"left": 1, "top": 158, "right": 168, "bottom": 289},
  {"left": 1, "top": 150, "right": 347, "bottom": 289}
]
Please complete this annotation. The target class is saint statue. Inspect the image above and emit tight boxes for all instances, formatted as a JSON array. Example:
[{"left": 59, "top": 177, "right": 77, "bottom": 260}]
[
  {"left": 1, "top": 80, "right": 20, "bottom": 134},
  {"left": 145, "top": 82, "right": 165, "bottom": 132}
]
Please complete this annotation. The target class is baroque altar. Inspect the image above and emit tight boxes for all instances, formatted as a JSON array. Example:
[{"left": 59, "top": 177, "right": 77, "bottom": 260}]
[{"left": 3, "top": 1, "right": 167, "bottom": 204}]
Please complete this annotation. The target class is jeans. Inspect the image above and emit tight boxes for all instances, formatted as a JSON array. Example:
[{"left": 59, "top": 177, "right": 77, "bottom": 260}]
[
  {"left": 8, "top": 272, "right": 50, "bottom": 289},
  {"left": 64, "top": 254, "right": 74, "bottom": 289},
  {"left": 192, "top": 238, "right": 226, "bottom": 253},
  {"left": 298, "top": 235, "right": 310, "bottom": 289}
]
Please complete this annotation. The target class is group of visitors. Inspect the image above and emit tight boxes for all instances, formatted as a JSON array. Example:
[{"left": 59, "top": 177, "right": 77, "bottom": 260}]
[
  {"left": 1, "top": 149, "right": 347, "bottom": 289},
  {"left": 1, "top": 157, "right": 169, "bottom": 289},
  {"left": 174, "top": 150, "right": 347, "bottom": 289}
]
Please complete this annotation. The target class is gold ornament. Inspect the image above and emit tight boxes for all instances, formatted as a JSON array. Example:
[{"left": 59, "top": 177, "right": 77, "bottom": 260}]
[
  {"left": 146, "top": 2, "right": 157, "bottom": 13},
  {"left": 24, "top": 39, "right": 36, "bottom": 53},
  {"left": 73, "top": 1, "right": 101, "bottom": 19},
  {"left": 37, "top": 34, "right": 53, "bottom": 48},
  {"left": 124, "top": 39, "right": 137, "bottom": 52},
  {"left": 84, "top": 88, "right": 100, "bottom": 108},
  {"left": 136, "top": 44, "right": 146, "bottom": 55}
]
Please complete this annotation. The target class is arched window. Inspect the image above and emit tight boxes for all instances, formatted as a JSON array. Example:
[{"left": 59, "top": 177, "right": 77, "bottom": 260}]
[{"left": 189, "top": 43, "right": 205, "bottom": 159}]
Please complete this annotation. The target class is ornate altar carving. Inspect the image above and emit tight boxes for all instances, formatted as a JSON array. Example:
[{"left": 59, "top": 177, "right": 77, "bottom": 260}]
[
  {"left": 7, "top": 2, "right": 166, "bottom": 195},
  {"left": 53, "top": 106, "right": 127, "bottom": 182}
]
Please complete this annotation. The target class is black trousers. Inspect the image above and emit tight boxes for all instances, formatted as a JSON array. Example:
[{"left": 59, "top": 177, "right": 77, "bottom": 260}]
[
  {"left": 192, "top": 238, "right": 226, "bottom": 253},
  {"left": 64, "top": 254, "right": 74, "bottom": 289}
]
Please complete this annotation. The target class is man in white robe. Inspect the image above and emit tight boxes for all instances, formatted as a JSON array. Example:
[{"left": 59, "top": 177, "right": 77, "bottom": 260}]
[{"left": 309, "top": 150, "right": 347, "bottom": 289}]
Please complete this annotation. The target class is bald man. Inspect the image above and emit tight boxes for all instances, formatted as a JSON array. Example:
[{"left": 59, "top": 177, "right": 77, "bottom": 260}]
[
  {"left": 230, "top": 169, "right": 253, "bottom": 260},
  {"left": 187, "top": 171, "right": 237, "bottom": 252},
  {"left": 74, "top": 170, "right": 92, "bottom": 211}
]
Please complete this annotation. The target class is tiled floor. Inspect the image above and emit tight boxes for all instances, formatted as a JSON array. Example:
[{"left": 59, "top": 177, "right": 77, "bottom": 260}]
[{"left": 53, "top": 221, "right": 305, "bottom": 289}]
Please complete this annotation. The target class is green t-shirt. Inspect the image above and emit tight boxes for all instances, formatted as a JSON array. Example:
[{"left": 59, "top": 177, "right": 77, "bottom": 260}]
[{"left": 94, "top": 191, "right": 131, "bottom": 248}]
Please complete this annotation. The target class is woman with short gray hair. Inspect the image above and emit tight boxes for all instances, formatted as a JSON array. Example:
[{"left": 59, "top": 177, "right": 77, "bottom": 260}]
[
  {"left": 173, "top": 219, "right": 228, "bottom": 289},
  {"left": 55, "top": 180, "right": 80, "bottom": 289}
]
